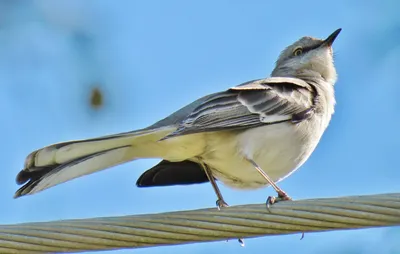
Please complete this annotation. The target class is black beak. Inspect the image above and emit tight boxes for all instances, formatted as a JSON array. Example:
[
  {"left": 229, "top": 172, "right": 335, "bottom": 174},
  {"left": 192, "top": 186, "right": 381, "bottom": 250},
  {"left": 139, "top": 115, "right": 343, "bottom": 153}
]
[{"left": 320, "top": 28, "right": 341, "bottom": 47}]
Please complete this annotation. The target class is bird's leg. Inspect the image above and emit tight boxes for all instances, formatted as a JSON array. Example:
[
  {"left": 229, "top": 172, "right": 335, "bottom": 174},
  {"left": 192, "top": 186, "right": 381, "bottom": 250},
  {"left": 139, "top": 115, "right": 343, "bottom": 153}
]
[
  {"left": 199, "top": 161, "right": 229, "bottom": 210},
  {"left": 247, "top": 158, "right": 292, "bottom": 208},
  {"left": 248, "top": 159, "right": 303, "bottom": 238},
  {"left": 199, "top": 160, "right": 245, "bottom": 246}
]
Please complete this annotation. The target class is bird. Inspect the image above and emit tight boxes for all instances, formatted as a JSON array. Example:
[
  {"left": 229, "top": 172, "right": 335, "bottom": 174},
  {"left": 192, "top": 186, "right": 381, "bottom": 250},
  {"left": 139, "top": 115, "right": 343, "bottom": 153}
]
[{"left": 14, "top": 29, "right": 341, "bottom": 210}]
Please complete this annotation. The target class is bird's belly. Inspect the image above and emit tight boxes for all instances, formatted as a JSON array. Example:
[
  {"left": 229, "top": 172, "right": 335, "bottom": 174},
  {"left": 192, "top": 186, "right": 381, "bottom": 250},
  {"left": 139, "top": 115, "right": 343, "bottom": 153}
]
[{"left": 202, "top": 122, "right": 320, "bottom": 189}]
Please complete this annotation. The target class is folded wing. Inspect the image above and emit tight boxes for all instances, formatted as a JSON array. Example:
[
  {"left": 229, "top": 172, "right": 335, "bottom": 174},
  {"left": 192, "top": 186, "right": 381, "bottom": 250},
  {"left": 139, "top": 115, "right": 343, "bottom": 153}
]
[{"left": 162, "top": 77, "right": 316, "bottom": 139}]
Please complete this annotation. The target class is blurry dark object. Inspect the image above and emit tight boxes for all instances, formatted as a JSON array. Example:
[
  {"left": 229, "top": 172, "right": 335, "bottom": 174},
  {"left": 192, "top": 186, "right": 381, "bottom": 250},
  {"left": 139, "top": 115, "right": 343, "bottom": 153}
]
[{"left": 90, "top": 87, "right": 103, "bottom": 109}]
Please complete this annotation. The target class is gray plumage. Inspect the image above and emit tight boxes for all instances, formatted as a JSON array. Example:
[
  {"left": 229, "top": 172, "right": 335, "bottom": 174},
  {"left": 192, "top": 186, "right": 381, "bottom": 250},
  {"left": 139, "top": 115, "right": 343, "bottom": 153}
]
[{"left": 14, "top": 28, "right": 341, "bottom": 199}]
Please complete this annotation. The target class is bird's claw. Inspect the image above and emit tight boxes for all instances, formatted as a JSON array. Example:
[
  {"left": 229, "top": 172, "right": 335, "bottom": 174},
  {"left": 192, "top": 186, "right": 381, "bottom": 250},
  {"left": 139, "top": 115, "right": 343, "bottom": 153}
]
[
  {"left": 265, "top": 191, "right": 292, "bottom": 211},
  {"left": 216, "top": 199, "right": 229, "bottom": 210}
]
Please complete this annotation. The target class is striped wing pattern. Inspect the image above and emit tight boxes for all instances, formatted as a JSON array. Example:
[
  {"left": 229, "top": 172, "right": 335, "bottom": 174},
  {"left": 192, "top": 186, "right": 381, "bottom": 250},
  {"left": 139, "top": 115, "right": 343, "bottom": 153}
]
[{"left": 162, "top": 77, "right": 315, "bottom": 139}]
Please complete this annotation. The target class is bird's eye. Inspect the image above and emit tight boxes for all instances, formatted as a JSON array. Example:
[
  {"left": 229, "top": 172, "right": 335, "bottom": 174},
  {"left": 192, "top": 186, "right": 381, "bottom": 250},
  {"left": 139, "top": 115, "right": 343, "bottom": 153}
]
[{"left": 293, "top": 47, "right": 303, "bottom": 56}]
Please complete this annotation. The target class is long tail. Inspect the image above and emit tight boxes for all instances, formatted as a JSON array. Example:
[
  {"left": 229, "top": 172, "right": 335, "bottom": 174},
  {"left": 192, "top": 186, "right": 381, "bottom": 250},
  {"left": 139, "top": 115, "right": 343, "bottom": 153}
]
[{"left": 14, "top": 127, "right": 175, "bottom": 198}]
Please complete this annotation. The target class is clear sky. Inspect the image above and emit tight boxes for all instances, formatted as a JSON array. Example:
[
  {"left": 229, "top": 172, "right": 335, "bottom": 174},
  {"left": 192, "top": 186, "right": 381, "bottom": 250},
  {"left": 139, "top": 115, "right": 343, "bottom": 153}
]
[{"left": 0, "top": 1, "right": 399, "bottom": 253}]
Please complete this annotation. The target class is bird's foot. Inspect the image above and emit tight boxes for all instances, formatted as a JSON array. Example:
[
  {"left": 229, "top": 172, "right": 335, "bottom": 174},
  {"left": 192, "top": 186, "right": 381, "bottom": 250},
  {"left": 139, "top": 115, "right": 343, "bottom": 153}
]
[
  {"left": 266, "top": 190, "right": 292, "bottom": 210},
  {"left": 264, "top": 191, "right": 304, "bottom": 238},
  {"left": 216, "top": 199, "right": 229, "bottom": 210}
]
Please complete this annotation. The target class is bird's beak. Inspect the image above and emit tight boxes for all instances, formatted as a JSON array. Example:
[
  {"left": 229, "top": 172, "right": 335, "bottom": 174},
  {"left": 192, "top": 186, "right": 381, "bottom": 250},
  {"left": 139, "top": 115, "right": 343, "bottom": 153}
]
[{"left": 320, "top": 28, "right": 342, "bottom": 48}]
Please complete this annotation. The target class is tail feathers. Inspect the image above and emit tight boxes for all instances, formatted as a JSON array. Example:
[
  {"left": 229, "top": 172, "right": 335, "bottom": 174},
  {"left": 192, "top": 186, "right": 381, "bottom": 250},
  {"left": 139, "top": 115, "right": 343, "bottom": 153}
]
[
  {"left": 25, "top": 132, "right": 139, "bottom": 169},
  {"left": 14, "top": 126, "right": 179, "bottom": 198},
  {"left": 16, "top": 165, "right": 54, "bottom": 185},
  {"left": 15, "top": 146, "right": 133, "bottom": 198},
  {"left": 22, "top": 127, "right": 175, "bottom": 170}
]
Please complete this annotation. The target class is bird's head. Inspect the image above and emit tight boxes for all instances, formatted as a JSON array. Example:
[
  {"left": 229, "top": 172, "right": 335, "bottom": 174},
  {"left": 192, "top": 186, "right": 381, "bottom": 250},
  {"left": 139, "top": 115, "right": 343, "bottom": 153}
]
[{"left": 271, "top": 28, "right": 341, "bottom": 85}]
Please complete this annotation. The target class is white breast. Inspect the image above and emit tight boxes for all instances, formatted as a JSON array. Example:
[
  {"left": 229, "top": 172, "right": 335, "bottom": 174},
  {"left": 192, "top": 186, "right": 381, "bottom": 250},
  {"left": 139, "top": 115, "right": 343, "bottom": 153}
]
[{"left": 202, "top": 119, "right": 325, "bottom": 190}]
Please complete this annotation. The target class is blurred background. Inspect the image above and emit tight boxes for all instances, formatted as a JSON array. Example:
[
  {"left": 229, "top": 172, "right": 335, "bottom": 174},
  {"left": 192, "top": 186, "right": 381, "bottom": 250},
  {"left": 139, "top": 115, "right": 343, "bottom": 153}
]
[{"left": 0, "top": 0, "right": 399, "bottom": 253}]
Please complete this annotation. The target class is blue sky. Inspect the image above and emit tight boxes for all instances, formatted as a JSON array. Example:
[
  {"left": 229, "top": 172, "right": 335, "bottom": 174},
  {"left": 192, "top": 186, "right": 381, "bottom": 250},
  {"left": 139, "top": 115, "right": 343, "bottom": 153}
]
[{"left": 0, "top": 0, "right": 399, "bottom": 253}]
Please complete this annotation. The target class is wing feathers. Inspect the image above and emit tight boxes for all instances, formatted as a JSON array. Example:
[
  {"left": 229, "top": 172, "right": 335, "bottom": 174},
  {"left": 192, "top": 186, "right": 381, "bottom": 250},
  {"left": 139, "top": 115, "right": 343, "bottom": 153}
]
[{"left": 163, "top": 77, "right": 315, "bottom": 139}]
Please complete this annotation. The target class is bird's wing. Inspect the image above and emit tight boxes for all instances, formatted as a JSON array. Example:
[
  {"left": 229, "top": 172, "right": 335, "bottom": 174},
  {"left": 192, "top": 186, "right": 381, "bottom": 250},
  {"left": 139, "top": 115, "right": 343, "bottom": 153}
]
[{"left": 162, "top": 77, "right": 316, "bottom": 139}]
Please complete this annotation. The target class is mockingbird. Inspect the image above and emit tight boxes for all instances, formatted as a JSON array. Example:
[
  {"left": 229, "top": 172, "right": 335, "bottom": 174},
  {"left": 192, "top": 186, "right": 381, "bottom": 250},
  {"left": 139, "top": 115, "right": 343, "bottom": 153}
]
[{"left": 14, "top": 29, "right": 341, "bottom": 210}]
